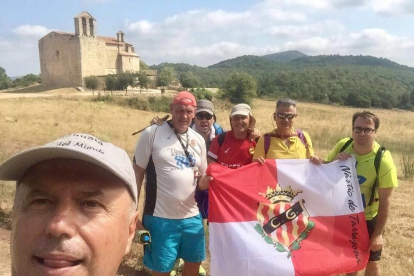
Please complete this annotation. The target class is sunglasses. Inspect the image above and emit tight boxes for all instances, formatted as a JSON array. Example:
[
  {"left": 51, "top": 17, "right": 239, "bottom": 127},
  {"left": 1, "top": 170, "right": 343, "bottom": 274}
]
[
  {"left": 276, "top": 113, "right": 296, "bottom": 120},
  {"left": 353, "top": 127, "right": 376, "bottom": 134},
  {"left": 196, "top": 113, "right": 213, "bottom": 120}
]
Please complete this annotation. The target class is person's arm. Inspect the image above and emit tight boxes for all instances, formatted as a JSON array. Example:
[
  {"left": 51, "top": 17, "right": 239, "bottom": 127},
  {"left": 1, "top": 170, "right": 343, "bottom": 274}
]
[
  {"left": 198, "top": 175, "right": 213, "bottom": 190},
  {"left": 252, "top": 136, "right": 265, "bottom": 164},
  {"left": 133, "top": 163, "right": 146, "bottom": 231},
  {"left": 207, "top": 156, "right": 216, "bottom": 164},
  {"left": 324, "top": 139, "right": 348, "bottom": 163},
  {"left": 133, "top": 163, "right": 146, "bottom": 199},
  {"left": 369, "top": 187, "right": 393, "bottom": 252},
  {"left": 248, "top": 128, "right": 261, "bottom": 141}
]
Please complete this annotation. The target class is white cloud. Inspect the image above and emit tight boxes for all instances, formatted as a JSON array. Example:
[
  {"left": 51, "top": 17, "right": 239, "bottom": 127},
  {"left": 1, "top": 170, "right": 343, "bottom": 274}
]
[
  {"left": 264, "top": 9, "right": 307, "bottom": 22},
  {"left": 265, "top": 21, "right": 344, "bottom": 38},
  {"left": 128, "top": 20, "right": 154, "bottom": 34},
  {"left": 370, "top": 0, "right": 414, "bottom": 16},
  {"left": 12, "top": 25, "right": 51, "bottom": 37},
  {"left": 137, "top": 41, "right": 280, "bottom": 66}
]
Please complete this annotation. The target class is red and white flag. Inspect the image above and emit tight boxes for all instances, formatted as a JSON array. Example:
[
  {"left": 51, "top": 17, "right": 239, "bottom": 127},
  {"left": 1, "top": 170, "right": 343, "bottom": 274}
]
[{"left": 208, "top": 158, "right": 369, "bottom": 276}]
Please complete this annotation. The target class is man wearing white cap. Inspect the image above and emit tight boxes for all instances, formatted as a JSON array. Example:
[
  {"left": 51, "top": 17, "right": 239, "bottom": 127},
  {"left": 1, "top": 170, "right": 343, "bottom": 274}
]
[{"left": 0, "top": 133, "right": 139, "bottom": 276}]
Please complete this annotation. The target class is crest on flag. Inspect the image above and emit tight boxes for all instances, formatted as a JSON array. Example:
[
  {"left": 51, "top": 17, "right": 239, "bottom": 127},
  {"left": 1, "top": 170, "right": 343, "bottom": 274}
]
[{"left": 254, "top": 184, "right": 315, "bottom": 257}]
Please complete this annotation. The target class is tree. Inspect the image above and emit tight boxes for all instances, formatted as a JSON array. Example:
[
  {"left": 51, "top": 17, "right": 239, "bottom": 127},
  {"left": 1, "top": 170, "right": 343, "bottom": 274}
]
[
  {"left": 223, "top": 72, "right": 257, "bottom": 104},
  {"left": 140, "top": 60, "right": 150, "bottom": 70},
  {"left": 105, "top": 75, "right": 116, "bottom": 94},
  {"left": 116, "top": 73, "right": 128, "bottom": 93},
  {"left": 398, "top": 93, "right": 413, "bottom": 110},
  {"left": 180, "top": 71, "right": 199, "bottom": 90},
  {"left": 138, "top": 72, "right": 149, "bottom": 93},
  {"left": 125, "top": 72, "right": 136, "bottom": 94},
  {"left": 158, "top": 66, "right": 175, "bottom": 91},
  {"left": 0, "top": 66, "right": 12, "bottom": 90},
  {"left": 84, "top": 76, "right": 98, "bottom": 95},
  {"left": 345, "top": 92, "right": 371, "bottom": 108}
]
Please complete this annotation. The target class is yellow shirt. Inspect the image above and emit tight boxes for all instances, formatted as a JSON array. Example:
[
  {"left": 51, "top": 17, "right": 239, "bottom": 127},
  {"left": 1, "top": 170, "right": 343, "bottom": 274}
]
[
  {"left": 325, "top": 138, "right": 398, "bottom": 220},
  {"left": 253, "top": 128, "right": 314, "bottom": 159}
]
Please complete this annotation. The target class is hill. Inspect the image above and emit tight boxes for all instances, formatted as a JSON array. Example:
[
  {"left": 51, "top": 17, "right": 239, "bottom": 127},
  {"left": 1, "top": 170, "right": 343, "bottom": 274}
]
[
  {"left": 262, "top": 50, "right": 308, "bottom": 62},
  {"left": 150, "top": 53, "right": 414, "bottom": 110}
]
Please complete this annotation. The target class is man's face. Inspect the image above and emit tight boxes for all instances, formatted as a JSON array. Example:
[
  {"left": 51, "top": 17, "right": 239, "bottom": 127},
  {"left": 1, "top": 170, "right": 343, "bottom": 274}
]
[
  {"left": 193, "top": 112, "right": 214, "bottom": 135},
  {"left": 352, "top": 117, "right": 376, "bottom": 148},
  {"left": 274, "top": 105, "right": 297, "bottom": 132},
  {"left": 170, "top": 104, "right": 196, "bottom": 133},
  {"left": 11, "top": 159, "right": 137, "bottom": 276},
  {"left": 230, "top": 114, "right": 250, "bottom": 134}
]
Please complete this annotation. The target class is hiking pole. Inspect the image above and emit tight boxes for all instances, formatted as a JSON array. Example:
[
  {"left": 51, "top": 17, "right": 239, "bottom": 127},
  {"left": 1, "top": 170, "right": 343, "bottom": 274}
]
[{"left": 131, "top": 115, "right": 170, "bottom": 136}]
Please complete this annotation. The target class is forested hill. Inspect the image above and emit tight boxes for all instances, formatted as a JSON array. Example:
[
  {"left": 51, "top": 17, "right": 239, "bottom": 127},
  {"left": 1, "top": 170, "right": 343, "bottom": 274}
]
[
  {"left": 262, "top": 50, "right": 308, "bottom": 62},
  {"left": 149, "top": 53, "right": 414, "bottom": 110}
]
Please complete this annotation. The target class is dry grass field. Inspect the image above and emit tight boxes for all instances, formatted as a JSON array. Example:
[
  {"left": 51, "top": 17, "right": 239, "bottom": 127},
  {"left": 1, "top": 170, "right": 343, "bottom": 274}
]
[{"left": 0, "top": 95, "right": 413, "bottom": 276}]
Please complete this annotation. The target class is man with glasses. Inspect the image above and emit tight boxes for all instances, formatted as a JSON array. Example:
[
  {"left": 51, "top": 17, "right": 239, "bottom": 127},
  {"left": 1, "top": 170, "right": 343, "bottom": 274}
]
[
  {"left": 324, "top": 111, "right": 398, "bottom": 276},
  {"left": 191, "top": 99, "right": 224, "bottom": 150},
  {"left": 253, "top": 98, "right": 319, "bottom": 163}
]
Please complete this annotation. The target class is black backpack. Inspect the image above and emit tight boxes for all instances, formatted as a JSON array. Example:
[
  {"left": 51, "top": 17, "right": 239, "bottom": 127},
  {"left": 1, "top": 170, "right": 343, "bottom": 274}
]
[{"left": 340, "top": 138, "right": 386, "bottom": 206}]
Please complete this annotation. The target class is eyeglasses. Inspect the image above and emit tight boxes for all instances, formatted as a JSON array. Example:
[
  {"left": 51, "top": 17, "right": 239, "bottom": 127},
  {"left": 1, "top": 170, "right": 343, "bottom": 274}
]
[
  {"left": 196, "top": 113, "right": 213, "bottom": 120},
  {"left": 353, "top": 127, "right": 376, "bottom": 134},
  {"left": 276, "top": 113, "right": 296, "bottom": 120}
]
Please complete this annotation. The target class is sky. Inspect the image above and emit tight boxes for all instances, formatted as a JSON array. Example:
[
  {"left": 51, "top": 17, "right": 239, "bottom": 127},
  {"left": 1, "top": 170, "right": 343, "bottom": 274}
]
[{"left": 1, "top": 0, "right": 414, "bottom": 77}]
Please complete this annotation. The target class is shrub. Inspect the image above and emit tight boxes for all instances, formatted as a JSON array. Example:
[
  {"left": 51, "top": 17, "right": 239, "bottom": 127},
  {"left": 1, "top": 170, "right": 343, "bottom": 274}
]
[
  {"left": 191, "top": 88, "right": 213, "bottom": 101},
  {"left": 401, "top": 154, "right": 414, "bottom": 179}
]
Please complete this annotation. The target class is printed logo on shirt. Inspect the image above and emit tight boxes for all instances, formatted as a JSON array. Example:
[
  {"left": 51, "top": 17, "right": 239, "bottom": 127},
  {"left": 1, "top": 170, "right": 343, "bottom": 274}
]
[
  {"left": 167, "top": 135, "right": 172, "bottom": 139},
  {"left": 355, "top": 162, "right": 366, "bottom": 185},
  {"left": 224, "top": 147, "right": 231, "bottom": 153},
  {"left": 175, "top": 155, "right": 196, "bottom": 170},
  {"left": 169, "top": 148, "right": 196, "bottom": 170}
]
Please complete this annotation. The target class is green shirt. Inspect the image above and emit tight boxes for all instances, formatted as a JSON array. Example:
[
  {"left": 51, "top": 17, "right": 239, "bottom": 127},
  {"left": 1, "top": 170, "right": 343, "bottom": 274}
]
[{"left": 325, "top": 138, "right": 398, "bottom": 220}]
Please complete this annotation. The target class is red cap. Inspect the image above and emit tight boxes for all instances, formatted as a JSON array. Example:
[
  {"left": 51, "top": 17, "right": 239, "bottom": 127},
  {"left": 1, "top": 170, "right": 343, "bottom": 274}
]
[{"left": 172, "top": 91, "right": 197, "bottom": 106}]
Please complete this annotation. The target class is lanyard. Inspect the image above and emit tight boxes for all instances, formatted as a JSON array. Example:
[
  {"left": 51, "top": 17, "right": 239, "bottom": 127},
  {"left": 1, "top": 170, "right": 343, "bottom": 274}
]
[{"left": 167, "top": 121, "right": 195, "bottom": 167}]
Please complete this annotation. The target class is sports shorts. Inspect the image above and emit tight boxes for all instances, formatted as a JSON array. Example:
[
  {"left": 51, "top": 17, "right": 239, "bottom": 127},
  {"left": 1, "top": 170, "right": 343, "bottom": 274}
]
[{"left": 142, "top": 213, "right": 206, "bottom": 273}]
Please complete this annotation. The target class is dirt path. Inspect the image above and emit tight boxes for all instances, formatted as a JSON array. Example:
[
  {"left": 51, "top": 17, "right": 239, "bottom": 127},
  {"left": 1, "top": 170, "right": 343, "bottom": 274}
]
[{"left": 0, "top": 228, "right": 11, "bottom": 276}]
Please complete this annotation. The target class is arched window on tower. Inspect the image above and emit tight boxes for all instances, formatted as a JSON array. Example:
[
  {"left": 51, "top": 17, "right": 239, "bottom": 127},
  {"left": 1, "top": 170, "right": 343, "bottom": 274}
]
[
  {"left": 89, "top": 18, "right": 94, "bottom": 36},
  {"left": 82, "top": 17, "right": 87, "bottom": 35}
]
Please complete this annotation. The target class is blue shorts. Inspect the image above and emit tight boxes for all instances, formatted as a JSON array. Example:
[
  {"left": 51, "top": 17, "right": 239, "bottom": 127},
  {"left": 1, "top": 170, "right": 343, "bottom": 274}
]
[{"left": 142, "top": 214, "right": 206, "bottom": 273}]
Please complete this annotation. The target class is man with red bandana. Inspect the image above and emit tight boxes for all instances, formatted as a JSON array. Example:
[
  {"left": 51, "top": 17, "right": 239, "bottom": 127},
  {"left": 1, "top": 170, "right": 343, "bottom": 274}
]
[{"left": 134, "top": 91, "right": 208, "bottom": 276}]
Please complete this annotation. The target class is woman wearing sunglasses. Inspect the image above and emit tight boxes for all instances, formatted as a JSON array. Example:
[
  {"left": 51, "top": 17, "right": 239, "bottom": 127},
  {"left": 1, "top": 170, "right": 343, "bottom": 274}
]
[{"left": 253, "top": 98, "right": 320, "bottom": 164}]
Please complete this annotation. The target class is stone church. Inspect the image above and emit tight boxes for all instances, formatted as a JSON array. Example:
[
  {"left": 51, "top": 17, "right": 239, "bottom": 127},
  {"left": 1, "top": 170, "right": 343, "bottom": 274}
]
[{"left": 39, "top": 11, "right": 140, "bottom": 88}]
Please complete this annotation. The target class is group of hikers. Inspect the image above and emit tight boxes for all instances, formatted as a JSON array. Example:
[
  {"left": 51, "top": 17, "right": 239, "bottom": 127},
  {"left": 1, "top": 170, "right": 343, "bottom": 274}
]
[{"left": 0, "top": 90, "right": 397, "bottom": 276}]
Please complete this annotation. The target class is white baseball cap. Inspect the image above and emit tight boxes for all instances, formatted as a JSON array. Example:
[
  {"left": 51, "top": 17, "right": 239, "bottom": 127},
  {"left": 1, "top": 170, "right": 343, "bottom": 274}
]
[
  {"left": 230, "top": 103, "right": 256, "bottom": 128},
  {"left": 0, "top": 133, "right": 137, "bottom": 203}
]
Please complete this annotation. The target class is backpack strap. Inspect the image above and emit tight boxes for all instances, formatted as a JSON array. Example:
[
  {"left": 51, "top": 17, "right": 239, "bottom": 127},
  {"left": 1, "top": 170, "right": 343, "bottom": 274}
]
[
  {"left": 368, "top": 146, "right": 386, "bottom": 206},
  {"left": 295, "top": 129, "right": 309, "bottom": 149},
  {"left": 218, "top": 132, "right": 226, "bottom": 148},
  {"left": 264, "top": 133, "right": 271, "bottom": 156},
  {"left": 213, "top": 122, "right": 224, "bottom": 136},
  {"left": 339, "top": 138, "right": 354, "bottom": 153}
]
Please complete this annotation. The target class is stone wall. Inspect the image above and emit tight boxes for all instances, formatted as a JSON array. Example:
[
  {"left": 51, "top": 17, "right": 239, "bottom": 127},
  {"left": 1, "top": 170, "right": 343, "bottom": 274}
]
[
  {"left": 79, "top": 36, "right": 107, "bottom": 80},
  {"left": 105, "top": 45, "right": 118, "bottom": 74},
  {"left": 39, "top": 33, "right": 82, "bottom": 88},
  {"left": 120, "top": 54, "right": 140, "bottom": 73}
]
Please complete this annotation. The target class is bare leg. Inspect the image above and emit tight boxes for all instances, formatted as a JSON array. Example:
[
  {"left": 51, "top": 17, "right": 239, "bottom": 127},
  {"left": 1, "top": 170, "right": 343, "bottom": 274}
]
[
  {"left": 365, "top": 261, "right": 380, "bottom": 276},
  {"left": 182, "top": 261, "right": 201, "bottom": 276}
]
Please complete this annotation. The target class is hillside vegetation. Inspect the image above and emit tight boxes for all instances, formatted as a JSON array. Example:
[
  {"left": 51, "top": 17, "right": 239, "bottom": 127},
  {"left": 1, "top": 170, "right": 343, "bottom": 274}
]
[{"left": 150, "top": 51, "right": 414, "bottom": 110}]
